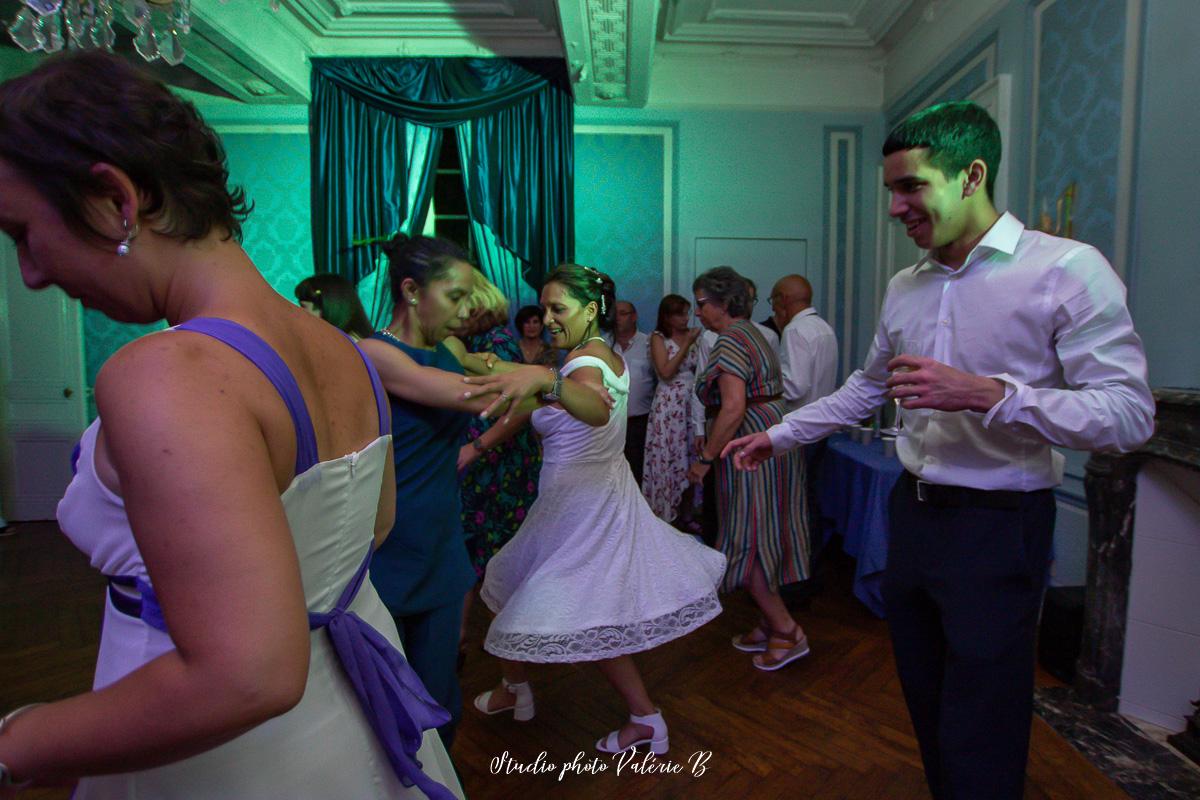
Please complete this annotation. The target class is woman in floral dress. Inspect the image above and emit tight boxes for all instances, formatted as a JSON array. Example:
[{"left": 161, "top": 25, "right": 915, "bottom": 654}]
[
  {"left": 456, "top": 275, "right": 542, "bottom": 578},
  {"left": 642, "top": 294, "right": 703, "bottom": 521}
]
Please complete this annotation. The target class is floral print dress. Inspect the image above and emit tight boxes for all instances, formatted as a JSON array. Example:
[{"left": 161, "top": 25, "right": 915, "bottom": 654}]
[
  {"left": 642, "top": 331, "right": 699, "bottom": 522},
  {"left": 460, "top": 325, "right": 543, "bottom": 578}
]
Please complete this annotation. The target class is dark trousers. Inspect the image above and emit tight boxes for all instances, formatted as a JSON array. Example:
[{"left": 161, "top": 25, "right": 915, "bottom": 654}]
[
  {"left": 624, "top": 413, "right": 649, "bottom": 487},
  {"left": 883, "top": 475, "right": 1055, "bottom": 800},
  {"left": 699, "top": 455, "right": 720, "bottom": 548},
  {"left": 393, "top": 595, "right": 466, "bottom": 748}
]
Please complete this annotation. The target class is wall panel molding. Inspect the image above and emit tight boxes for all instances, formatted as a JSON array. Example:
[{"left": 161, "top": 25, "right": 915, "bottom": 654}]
[{"left": 824, "top": 127, "right": 861, "bottom": 380}]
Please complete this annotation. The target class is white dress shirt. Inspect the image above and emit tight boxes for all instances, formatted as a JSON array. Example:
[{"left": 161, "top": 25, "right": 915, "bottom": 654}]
[
  {"left": 767, "top": 213, "right": 1154, "bottom": 491},
  {"left": 611, "top": 329, "right": 656, "bottom": 417},
  {"left": 779, "top": 307, "right": 838, "bottom": 411},
  {"left": 690, "top": 329, "right": 719, "bottom": 436}
]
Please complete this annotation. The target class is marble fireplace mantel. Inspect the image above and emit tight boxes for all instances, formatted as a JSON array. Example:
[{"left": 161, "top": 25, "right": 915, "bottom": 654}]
[{"left": 1074, "top": 387, "right": 1200, "bottom": 760}]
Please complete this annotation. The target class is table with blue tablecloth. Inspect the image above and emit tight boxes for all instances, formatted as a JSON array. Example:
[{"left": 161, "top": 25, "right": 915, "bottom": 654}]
[{"left": 815, "top": 432, "right": 906, "bottom": 618}]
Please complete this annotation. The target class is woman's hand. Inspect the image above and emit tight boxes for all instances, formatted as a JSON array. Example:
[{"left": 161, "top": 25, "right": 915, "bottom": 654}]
[
  {"left": 462, "top": 365, "right": 553, "bottom": 421},
  {"left": 686, "top": 460, "right": 710, "bottom": 485},
  {"left": 686, "top": 327, "right": 703, "bottom": 347},
  {"left": 457, "top": 443, "right": 480, "bottom": 472}
]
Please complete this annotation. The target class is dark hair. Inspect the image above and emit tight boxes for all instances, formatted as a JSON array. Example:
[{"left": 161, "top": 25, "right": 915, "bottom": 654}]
[
  {"left": 381, "top": 233, "right": 469, "bottom": 307},
  {"left": 693, "top": 266, "right": 752, "bottom": 318},
  {"left": 882, "top": 100, "right": 1001, "bottom": 201},
  {"left": 655, "top": 294, "right": 691, "bottom": 336},
  {"left": 515, "top": 305, "right": 544, "bottom": 330},
  {"left": 294, "top": 273, "right": 373, "bottom": 340},
  {"left": 544, "top": 263, "right": 617, "bottom": 333},
  {"left": 0, "top": 50, "right": 250, "bottom": 245}
]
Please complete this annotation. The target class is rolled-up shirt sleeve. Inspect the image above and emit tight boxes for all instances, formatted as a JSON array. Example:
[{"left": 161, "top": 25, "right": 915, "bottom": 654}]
[
  {"left": 982, "top": 247, "right": 1155, "bottom": 453},
  {"left": 768, "top": 316, "right": 892, "bottom": 453}
]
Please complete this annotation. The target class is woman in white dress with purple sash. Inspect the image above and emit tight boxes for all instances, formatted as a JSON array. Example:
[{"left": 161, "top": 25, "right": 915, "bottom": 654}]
[
  {"left": 464, "top": 265, "right": 726, "bottom": 755},
  {"left": 0, "top": 52, "right": 565, "bottom": 798}
]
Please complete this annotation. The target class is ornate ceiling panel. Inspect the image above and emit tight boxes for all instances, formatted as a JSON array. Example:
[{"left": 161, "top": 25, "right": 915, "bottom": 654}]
[
  {"left": 663, "top": 0, "right": 913, "bottom": 48},
  {"left": 64, "top": 0, "right": 919, "bottom": 108}
]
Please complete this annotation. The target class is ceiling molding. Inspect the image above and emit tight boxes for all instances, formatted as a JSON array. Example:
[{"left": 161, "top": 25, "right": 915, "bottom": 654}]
[
  {"left": 663, "top": 0, "right": 912, "bottom": 48},
  {"left": 883, "top": 0, "right": 1010, "bottom": 106},
  {"left": 282, "top": 0, "right": 562, "bottom": 47},
  {"left": 649, "top": 44, "right": 883, "bottom": 110},
  {"left": 557, "top": 0, "right": 659, "bottom": 107}
]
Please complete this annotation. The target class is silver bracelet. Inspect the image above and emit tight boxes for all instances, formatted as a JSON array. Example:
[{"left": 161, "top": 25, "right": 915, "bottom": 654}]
[
  {"left": 0, "top": 703, "right": 42, "bottom": 737},
  {"left": 0, "top": 703, "right": 43, "bottom": 789}
]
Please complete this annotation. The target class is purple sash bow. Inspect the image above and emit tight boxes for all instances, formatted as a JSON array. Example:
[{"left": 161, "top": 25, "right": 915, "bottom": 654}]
[
  {"left": 308, "top": 547, "right": 456, "bottom": 800},
  {"left": 108, "top": 546, "right": 456, "bottom": 800}
]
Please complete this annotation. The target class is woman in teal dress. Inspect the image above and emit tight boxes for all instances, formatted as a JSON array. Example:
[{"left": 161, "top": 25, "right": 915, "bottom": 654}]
[{"left": 360, "top": 234, "right": 516, "bottom": 747}]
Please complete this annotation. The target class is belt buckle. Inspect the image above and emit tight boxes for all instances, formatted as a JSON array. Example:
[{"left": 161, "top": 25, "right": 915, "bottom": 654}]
[{"left": 916, "top": 480, "right": 931, "bottom": 503}]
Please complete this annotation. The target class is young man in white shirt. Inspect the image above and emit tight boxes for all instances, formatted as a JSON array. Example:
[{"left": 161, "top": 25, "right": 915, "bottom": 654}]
[
  {"left": 726, "top": 101, "right": 1154, "bottom": 799},
  {"left": 610, "top": 300, "right": 655, "bottom": 486}
]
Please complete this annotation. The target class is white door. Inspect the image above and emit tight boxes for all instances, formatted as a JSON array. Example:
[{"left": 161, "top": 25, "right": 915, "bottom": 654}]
[{"left": 0, "top": 238, "right": 86, "bottom": 521}]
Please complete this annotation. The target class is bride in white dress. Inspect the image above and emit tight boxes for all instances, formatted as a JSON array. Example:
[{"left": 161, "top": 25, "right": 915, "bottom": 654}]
[{"left": 464, "top": 265, "right": 726, "bottom": 754}]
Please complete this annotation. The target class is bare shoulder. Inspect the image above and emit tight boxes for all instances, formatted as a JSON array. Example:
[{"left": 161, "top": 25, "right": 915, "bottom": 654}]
[
  {"left": 96, "top": 328, "right": 229, "bottom": 406},
  {"left": 564, "top": 339, "right": 623, "bottom": 377}
]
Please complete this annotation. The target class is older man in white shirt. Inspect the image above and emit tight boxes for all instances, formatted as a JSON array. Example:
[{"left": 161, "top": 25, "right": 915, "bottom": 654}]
[
  {"left": 770, "top": 275, "right": 837, "bottom": 412},
  {"left": 727, "top": 101, "right": 1153, "bottom": 800}
]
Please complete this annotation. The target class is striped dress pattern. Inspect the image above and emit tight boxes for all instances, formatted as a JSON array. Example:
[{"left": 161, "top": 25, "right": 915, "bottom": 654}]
[{"left": 696, "top": 320, "right": 810, "bottom": 593}]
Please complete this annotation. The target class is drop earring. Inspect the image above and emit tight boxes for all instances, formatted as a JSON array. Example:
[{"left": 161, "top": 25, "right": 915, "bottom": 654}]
[{"left": 116, "top": 218, "right": 139, "bottom": 256}]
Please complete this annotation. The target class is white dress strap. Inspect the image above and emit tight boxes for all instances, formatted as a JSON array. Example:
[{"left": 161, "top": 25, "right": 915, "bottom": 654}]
[{"left": 562, "top": 355, "right": 618, "bottom": 378}]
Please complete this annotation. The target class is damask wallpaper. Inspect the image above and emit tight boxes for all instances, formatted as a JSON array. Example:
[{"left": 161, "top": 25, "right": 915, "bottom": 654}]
[
  {"left": 574, "top": 131, "right": 666, "bottom": 329},
  {"left": 1033, "top": 0, "right": 1127, "bottom": 262},
  {"left": 83, "top": 131, "right": 314, "bottom": 420}
]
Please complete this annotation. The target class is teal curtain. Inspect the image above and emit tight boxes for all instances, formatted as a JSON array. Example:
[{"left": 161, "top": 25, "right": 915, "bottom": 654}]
[
  {"left": 310, "top": 58, "right": 573, "bottom": 294},
  {"left": 455, "top": 127, "right": 539, "bottom": 316},
  {"left": 355, "top": 122, "right": 443, "bottom": 327}
]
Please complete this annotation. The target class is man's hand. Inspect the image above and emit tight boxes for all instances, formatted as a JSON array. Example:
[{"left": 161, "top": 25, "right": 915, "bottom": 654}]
[
  {"left": 686, "top": 460, "right": 710, "bottom": 485},
  {"left": 722, "top": 432, "right": 775, "bottom": 471},
  {"left": 886, "top": 355, "right": 1005, "bottom": 413}
]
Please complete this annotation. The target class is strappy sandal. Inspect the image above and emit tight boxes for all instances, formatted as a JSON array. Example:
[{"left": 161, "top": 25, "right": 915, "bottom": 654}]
[
  {"left": 732, "top": 618, "right": 771, "bottom": 652},
  {"left": 752, "top": 626, "right": 810, "bottom": 671},
  {"left": 473, "top": 679, "right": 535, "bottom": 721},
  {"left": 595, "top": 709, "right": 669, "bottom": 755}
]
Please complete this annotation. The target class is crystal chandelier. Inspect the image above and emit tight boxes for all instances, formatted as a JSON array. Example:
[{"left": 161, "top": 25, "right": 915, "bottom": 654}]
[{"left": 6, "top": 0, "right": 280, "bottom": 66}]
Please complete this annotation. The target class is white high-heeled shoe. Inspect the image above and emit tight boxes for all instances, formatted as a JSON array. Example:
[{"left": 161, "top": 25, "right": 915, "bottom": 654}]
[
  {"left": 473, "top": 679, "right": 535, "bottom": 721},
  {"left": 595, "top": 709, "right": 668, "bottom": 755}
]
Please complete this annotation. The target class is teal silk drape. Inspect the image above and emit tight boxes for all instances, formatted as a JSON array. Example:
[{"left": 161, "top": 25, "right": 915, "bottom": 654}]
[{"left": 310, "top": 58, "right": 574, "bottom": 292}]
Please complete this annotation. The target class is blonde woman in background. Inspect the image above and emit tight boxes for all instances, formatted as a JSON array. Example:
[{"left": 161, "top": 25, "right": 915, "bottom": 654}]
[{"left": 453, "top": 272, "right": 542, "bottom": 665}]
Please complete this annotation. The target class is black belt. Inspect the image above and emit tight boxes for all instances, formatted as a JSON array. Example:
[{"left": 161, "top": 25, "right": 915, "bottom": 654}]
[{"left": 902, "top": 472, "right": 1038, "bottom": 510}]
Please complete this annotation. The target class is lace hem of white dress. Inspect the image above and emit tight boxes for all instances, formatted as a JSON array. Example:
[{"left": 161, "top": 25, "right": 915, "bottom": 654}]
[{"left": 483, "top": 592, "right": 721, "bottom": 663}]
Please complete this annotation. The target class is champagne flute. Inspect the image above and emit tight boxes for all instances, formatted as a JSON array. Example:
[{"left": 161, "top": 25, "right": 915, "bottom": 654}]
[{"left": 882, "top": 364, "right": 914, "bottom": 437}]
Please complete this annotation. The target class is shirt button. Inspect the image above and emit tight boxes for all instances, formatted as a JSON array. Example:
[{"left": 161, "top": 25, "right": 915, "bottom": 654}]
[{"left": 940, "top": 319, "right": 950, "bottom": 326}]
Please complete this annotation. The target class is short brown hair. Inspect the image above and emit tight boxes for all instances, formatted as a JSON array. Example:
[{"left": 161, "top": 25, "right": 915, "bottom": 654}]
[{"left": 0, "top": 50, "right": 250, "bottom": 246}]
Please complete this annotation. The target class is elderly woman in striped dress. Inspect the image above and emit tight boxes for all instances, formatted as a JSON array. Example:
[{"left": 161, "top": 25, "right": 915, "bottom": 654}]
[{"left": 687, "top": 266, "right": 811, "bottom": 671}]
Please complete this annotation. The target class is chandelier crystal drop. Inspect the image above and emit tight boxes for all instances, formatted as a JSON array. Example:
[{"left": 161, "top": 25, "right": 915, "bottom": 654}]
[{"left": 6, "top": 0, "right": 276, "bottom": 66}]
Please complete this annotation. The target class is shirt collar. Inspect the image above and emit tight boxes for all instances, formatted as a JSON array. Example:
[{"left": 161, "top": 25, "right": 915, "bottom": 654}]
[{"left": 914, "top": 211, "right": 1024, "bottom": 275}]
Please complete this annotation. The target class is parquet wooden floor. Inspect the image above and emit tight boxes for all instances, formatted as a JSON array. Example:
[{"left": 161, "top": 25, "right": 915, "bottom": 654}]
[{"left": 0, "top": 522, "right": 1128, "bottom": 799}]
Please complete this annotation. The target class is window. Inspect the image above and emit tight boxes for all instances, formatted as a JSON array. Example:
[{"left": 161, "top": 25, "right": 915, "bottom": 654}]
[{"left": 424, "top": 130, "right": 472, "bottom": 258}]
